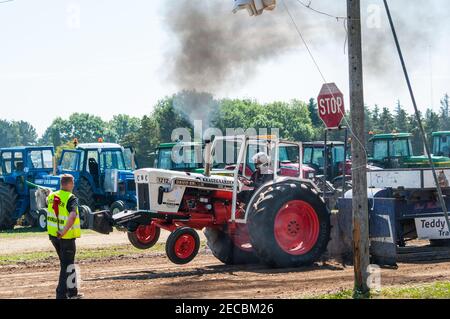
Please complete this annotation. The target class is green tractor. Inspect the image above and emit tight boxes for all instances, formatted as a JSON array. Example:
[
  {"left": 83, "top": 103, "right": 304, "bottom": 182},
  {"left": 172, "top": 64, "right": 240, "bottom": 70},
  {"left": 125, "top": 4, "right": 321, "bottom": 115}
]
[
  {"left": 432, "top": 131, "right": 450, "bottom": 158},
  {"left": 153, "top": 142, "right": 204, "bottom": 172},
  {"left": 368, "top": 133, "right": 450, "bottom": 169}
]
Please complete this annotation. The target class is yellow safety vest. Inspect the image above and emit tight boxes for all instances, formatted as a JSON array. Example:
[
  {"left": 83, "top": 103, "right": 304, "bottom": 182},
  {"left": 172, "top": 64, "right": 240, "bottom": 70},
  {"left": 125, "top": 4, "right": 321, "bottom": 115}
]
[{"left": 47, "top": 190, "right": 81, "bottom": 239}]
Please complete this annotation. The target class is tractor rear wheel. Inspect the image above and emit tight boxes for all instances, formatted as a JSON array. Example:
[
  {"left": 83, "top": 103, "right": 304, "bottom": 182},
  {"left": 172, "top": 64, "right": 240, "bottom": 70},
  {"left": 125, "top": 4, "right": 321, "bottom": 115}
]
[
  {"left": 204, "top": 227, "right": 259, "bottom": 265},
  {"left": 74, "top": 179, "right": 96, "bottom": 211},
  {"left": 166, "top": 227, "right": 200, "bottom": 265},
  {"left": 128, "top": 222, "right": 161, "bottom": 250},
  {"left": 0, "top": 183, "right": 18, "bottom": 230},
  {"left": 247, "top": 182, "right": 331, "bottom": 268}
]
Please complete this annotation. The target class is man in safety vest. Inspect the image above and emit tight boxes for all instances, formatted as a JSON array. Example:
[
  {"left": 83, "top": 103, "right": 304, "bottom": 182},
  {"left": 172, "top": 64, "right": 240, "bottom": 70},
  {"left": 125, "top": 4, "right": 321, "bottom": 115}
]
[{"left": 46, "top": 174, "right": 83, "bottom": 299}]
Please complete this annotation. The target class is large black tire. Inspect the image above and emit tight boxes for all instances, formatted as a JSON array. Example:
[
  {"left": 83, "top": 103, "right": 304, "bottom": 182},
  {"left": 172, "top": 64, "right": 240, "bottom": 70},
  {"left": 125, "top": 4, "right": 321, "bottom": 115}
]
[
  {"left": 204, "top": 228, "right": 259, "bottom": 265},
  {"left": 110, "top": 201, "right": 126, "bottom": 215},
  {"left": 166, "top": 227, "right": 200, "bottom": 265},
  {"left": 78, "top": 205, "right": 91, "bottom": 229},
  {"left": 74, "top": 179, "right": 96, "bottom": 211},
  {"left": 0, "top": 183, "right": 18, "bottom": 230},
  {"left": 128, "top": 223, "right": 161, "bottom": 250},
  {"left": 247, "top": 182, "right": 331, "bottom": 268},
  {"left": 37, "top": 209, "right": 48, "bottom": 232}
]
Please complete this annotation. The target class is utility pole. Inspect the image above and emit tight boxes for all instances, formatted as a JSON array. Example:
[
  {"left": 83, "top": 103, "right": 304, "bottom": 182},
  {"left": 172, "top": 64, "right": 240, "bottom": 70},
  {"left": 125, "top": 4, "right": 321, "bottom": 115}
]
[{"left": 347, "top": 0, "right": 370, "bottom": 297}]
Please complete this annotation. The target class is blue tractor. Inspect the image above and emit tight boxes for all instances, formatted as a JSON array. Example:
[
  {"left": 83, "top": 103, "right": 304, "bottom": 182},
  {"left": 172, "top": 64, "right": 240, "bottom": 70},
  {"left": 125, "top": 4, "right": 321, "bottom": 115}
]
[
  {"left": 0, "top": 146, "right": 61, "bottom": 230},
  {"left": 57, "top": 142, "right": 137, "bottom": 222}
]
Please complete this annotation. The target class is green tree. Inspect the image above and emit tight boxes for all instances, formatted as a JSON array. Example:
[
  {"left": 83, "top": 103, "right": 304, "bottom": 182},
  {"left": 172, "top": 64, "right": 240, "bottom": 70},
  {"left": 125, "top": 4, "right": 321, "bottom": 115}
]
[
  {"left": 394, "top": 100, "right": 409, "bottom": 132},
  {"left": 106, "top": 114, "right": 141, "bottom": 144},
  {"left": 440, "top": 93, "right": 450, "bottom": 131},
  {"left": 379, "top": 107, "right": 395, "bottom": 133}
]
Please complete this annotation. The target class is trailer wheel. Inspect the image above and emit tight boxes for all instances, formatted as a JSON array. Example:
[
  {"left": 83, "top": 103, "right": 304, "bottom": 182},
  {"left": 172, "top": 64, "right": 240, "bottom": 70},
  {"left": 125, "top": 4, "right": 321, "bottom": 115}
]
[
  {"left": 0, "top": 183, "right": 18, "bottom": 230},
  {"left": 166, "top": 227, "right": 200, "bottom": 265},
  {"left": 204, "top": 227, "right": 259, "bottom": 265},
  {"left": 37, "top": 209, "right": 48, "bottom": 232},
  {"left": 128, "top": 222, "right": 161, "bottom": 250},
  {"left": 74, "top": 179, "right": 96, "bottom": 211},
  {"left": 247, "top": 182, "right": 331, "bottom": 268}
]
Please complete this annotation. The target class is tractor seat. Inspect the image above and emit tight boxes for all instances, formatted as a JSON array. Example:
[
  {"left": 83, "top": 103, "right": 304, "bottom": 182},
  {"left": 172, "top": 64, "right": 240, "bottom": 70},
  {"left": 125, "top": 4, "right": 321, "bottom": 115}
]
[
  {"left": 15, "top": 161, "right": 25, "bottom": 172},
  {"left": 88, "top": 158, "right": 100, "bottom": 187}
]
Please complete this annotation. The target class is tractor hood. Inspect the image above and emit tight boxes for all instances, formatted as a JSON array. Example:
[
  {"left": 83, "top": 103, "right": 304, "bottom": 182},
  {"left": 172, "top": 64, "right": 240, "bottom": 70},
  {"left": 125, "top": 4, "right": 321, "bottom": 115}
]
[
  {"left": 134, "top": 168, "right": 237, "bottom": 191},
  {"left": 33, "top": 174, "right": 61, "bottom": 190}
]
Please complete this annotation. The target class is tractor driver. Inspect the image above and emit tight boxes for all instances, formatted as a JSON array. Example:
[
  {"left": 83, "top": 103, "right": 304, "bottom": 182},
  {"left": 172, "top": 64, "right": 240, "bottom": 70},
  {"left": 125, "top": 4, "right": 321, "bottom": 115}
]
[{"left": 238, "top": 152, "right": 274, "bottom": 204}]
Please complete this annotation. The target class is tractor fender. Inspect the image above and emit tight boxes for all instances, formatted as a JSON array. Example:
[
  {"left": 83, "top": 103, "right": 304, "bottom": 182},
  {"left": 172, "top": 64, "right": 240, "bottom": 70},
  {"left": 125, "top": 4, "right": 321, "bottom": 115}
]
[{"left": 243, "top": 177, "right": 327, "bottom": 223}]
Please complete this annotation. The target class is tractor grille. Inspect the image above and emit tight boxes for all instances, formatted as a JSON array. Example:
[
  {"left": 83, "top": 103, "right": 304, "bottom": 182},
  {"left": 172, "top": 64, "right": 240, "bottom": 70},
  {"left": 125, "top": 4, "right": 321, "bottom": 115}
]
[{"left": 137, "top": 183, "right": 150, "bottom": 210}]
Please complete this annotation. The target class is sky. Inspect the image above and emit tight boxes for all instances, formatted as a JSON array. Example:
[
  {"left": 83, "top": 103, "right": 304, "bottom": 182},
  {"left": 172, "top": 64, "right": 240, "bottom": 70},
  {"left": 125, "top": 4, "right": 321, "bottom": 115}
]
[{"left": 0, "top": 0, "right": 449, "bottom": 136}]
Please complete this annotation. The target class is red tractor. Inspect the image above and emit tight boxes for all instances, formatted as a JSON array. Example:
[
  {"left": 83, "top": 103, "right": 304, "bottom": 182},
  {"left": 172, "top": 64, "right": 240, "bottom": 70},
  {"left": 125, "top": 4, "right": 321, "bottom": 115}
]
[{"left": 90, "top": 135, "right": 331, "bottom": 268}]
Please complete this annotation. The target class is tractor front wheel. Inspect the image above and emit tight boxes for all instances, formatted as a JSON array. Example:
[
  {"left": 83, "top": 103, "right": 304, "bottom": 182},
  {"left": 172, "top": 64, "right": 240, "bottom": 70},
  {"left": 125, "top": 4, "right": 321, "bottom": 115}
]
[
  {"left": 110, "top": 201, "right": 126, "bottom": 215},
  {"left": 247, "top": 183, "right": 331, "bottom": 268},
  {"left": 78, "top": 205, "right": 91, "bottom": 229},
  {"left": 127, "top": 222, "right": 161, "bottom": 250},
  {"left": 37, "top": 209, "right": 48, "bottom": 231},
  {"left": 0, "top": 183, "right": 18, "bottom": 230},
  {"left": 166, "top": 227, "right": 200, "bottom": 265}
]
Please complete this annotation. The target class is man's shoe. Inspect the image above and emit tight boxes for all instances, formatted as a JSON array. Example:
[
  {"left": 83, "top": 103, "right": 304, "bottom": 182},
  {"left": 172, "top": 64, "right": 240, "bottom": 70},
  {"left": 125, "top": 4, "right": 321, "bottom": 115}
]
[{"left": 67, "top": 293, "right": 84, "bottom": 299}]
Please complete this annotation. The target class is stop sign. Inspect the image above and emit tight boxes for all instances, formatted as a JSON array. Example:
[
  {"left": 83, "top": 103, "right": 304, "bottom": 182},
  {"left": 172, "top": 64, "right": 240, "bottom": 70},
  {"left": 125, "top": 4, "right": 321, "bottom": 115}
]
[{"left": 317, "top": 83, "right": 345, "bottom": 129}]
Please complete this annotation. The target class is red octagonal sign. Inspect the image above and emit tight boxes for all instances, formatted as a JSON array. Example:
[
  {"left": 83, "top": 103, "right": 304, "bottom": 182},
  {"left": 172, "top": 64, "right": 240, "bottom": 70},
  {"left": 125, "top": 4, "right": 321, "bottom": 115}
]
[{"left": 317, "top": 83, "right": 345, "bottom": 129}]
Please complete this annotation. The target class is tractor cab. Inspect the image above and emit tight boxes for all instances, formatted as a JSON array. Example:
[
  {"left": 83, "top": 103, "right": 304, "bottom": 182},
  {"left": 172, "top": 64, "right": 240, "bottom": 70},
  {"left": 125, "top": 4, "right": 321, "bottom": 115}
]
[
  {"left": 432, "top": 131, "right": 450, "bottom": 157},
  {"left": 303, "top": 141, "right": 350, "bottom": 181},
  {"left": 154, "top": 142, "right": 204, "bottom": 172},
  {"left": 0, "top": 146, "right": 59, "bottom": 229},
  {"left": 58, "top": 142, "right": 137, "bottom": 213},
  {"left": 369, "top": 133, "right": 450, "bottom": 169},
  {"left": 0, "top": 146, "right": 59, "bottom": 192}
]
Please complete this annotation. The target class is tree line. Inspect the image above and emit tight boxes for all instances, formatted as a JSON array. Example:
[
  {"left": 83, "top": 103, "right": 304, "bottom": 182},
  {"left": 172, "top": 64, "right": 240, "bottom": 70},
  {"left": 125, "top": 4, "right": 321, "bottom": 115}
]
[{"left": 0, "top": 91, "right": 449, "bottom": 167}]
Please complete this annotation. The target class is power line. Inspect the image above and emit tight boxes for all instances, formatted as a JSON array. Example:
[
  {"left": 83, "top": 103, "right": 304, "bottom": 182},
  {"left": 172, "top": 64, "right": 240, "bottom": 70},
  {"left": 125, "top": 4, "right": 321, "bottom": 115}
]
[
  {"left": 293, "top": 0, "right": 347, "bottom": 21},
  {"left": 0, "top": 0, "right": 14, "bottom": 4},
  {"left": 281, "top": 0, "right": 369, "bottom": 168}
]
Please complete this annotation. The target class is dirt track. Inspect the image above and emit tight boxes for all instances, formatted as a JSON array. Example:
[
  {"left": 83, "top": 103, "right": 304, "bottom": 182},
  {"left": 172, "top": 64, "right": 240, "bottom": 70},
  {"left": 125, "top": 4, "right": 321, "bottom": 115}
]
[{"left": 2, "top": 251, "right": 450, "bottom": 299}]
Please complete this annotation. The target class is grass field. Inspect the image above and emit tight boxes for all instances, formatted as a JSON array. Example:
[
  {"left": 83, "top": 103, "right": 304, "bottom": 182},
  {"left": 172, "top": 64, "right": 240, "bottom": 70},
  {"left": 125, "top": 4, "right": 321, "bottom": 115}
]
[{"left": 312, "top": 282, "right": 450, "bottom": 299}]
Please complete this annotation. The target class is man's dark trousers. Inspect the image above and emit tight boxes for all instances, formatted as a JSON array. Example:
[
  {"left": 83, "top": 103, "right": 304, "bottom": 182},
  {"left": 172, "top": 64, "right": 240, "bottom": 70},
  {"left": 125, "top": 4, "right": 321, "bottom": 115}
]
[{"left": 49, "top": 235, "right": 78, "bottom": 299}]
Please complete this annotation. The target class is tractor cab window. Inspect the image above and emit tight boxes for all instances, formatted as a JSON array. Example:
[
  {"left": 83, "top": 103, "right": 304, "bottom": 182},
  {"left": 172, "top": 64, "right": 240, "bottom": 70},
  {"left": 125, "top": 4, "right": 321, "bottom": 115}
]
[
  {"left": 28, "top": 150, "right": 53, "bottom": 169},
  {"left": 434, "top": 135, "right": 450, "bottom": 156},
  {"left": 332, "top": 145, "right": 345, "bottom": 165},
  {"left": 61, "top": 152, "right": 79, "bottom": 171},
  {"left": 312, "top": 148, "right": 325, "bottom": 169},
  {"left": 389, "top": 139, "right": 410, "bottom": 157},
  {"left": 13, "top": 152, "right": 24, "bottom": 172},
  {"left": 303, "top": 147, "right": 313, "bottom": 164},
  {"left": 1, "top": 152, "right": 12, "bottom": 174},
  {"left": 87, "top": 151, "right": 99, "bottom": 174},
  {"left": 100, "top": 150, "right": 126, "bottom": 171},
  {"left": 279, "top": 145, "right": 300, "bottom": 164},
  {"left": 373, "top": 140, "right": 388, "bottom": 161},
  {"left": 212, "top": 140, "right": 244, "bottom": 170},
  {"left": 123, "top": 148, "right": 135, "bottom": 170},
  {"left": 161, "top": 145, "right": 202, "bottom": 171}
]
